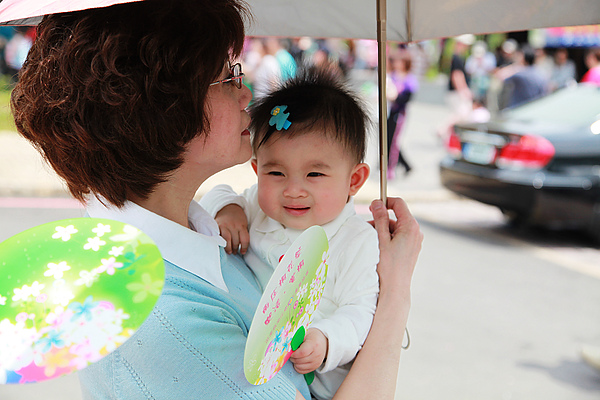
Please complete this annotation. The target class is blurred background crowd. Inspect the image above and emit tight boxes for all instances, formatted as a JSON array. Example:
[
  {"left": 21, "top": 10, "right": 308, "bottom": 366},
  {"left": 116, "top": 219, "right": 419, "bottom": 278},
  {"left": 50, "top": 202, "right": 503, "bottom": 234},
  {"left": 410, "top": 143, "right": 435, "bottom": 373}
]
[
  {"left": 1, "top": 25, "right": 598, "bottom": 184},
  {"left": 0, "top": 25, "right": 598, "bottom": 109},
  {"left": 239, "top": 30, "right": 599, "bottom": 112},
  {"left": 0, "top": 25, "right": 598, "bottom": 154},
  {"left": 232, "top": 28, "right": 599, "bottom": 178}
]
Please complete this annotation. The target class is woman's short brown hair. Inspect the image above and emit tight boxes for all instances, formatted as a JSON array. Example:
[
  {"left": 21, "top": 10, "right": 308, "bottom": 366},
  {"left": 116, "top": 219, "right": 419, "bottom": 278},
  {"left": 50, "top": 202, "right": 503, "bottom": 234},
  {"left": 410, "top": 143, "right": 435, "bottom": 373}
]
[{"left": 11, "top": 0, "right": 249, "bottom": 207}]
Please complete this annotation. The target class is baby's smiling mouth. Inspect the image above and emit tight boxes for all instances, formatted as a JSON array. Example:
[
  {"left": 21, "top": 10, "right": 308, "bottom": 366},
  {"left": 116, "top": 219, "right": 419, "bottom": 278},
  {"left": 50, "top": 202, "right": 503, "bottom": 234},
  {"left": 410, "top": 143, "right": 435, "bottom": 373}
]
[{"left": 283, "top": 205, "right": 310, "bottom": 215}]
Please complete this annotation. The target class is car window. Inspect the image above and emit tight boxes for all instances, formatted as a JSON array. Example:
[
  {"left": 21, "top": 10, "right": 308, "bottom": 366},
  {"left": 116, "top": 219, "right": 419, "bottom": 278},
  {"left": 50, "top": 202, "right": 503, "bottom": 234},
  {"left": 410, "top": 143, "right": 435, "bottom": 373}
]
[{"left": 504, "top": 85, "right": 600, "bottom": 126}]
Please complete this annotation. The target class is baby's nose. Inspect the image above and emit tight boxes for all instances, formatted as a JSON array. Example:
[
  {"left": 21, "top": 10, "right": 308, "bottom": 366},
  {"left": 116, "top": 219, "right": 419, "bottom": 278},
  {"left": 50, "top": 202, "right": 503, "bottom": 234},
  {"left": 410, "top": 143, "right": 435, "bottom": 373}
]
[{"left": 283, "top": 179, "right": 307, "bottom": 198}]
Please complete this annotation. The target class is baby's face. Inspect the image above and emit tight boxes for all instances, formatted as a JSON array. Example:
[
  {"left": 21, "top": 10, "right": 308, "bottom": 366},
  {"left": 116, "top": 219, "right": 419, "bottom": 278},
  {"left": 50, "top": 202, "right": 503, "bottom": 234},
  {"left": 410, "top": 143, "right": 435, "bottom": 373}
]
[{"left": 253, "top": 132, "right": 363, "bottom": 230}]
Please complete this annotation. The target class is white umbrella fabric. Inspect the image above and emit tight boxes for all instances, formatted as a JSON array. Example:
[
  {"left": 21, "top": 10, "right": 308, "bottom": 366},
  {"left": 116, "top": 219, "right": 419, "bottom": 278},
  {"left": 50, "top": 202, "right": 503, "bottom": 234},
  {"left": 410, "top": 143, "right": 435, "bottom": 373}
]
[
  {"left": 247, "top": 0, "right": 600, "bottom": 42},
  {"left": 1, "top": 0, "right": 599, "bottom": 200}
]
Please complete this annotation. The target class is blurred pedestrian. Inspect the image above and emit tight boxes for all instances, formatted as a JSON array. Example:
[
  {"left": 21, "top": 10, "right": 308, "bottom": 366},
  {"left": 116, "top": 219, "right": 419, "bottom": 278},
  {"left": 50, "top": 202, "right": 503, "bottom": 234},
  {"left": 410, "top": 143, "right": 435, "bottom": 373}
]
[
  {"left": 386, "top": 49, "right": 418, "bottom": 179},
  {"left": 499, "top": 45, "right": 548, "bottom": 109},
  {"left": 533, "top": 47, "right": 554, "bottom": 82},
  {"left": 465, "top": 40, "right": 496, "bottom": 106},
  {"left": 437, "top": 34, "right": 474, "bottom": 142},
  {"left": 355, "top": 39, "right": 378, "bottom": 70},
  {"left": 241, "top": 38, "right": 263, "bottom": 93},
  {"left": 488, "top": 39, "right": 520, "bottom": 112},
  {"left": 252, "top": 38, "right": 297, "bottom": 100},
  {"left": 4, "top": 26, "right": 33, "bottom": 83},
  {"left": 581, "top": 47, "right": 600, "bottom": 86},
  {"left": 252, "top": 38, "right": 281, "bottom": 99},
  {"left": 495, "top": 38, "right": 518, "bottom": 69},
  {"left": 0, "top": 26, "right": 16, "bottom": 78},
  {"left": 312, "top": 47, "right": 330, "bottom": 68},
  {"left": 270, "top": 38, "right": 297, "bottom": 81},
  {"left": 407, "top": 42, "right": 430, "bottom": 79},
  {"left": 549, "top": 47, "right": 576, "bottom": 92},
  {"left": 337, "top": 39, "right": 357, "bottom": 76}
]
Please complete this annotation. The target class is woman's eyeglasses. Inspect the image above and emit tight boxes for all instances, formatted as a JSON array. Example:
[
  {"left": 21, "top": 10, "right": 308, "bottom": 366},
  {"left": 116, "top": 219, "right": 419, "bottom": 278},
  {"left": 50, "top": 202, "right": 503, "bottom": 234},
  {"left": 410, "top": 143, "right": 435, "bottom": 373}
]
[{"left": 210, "top": 63, "right": 244, "bottom": 89}]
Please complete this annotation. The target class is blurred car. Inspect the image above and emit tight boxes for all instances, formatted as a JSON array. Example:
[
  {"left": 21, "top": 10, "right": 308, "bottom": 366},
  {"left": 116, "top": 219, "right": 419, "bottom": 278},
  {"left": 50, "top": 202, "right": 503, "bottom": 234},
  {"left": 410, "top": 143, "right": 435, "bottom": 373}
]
[{"left": 440, "top": 84, "right": 600, "bottom": 242}]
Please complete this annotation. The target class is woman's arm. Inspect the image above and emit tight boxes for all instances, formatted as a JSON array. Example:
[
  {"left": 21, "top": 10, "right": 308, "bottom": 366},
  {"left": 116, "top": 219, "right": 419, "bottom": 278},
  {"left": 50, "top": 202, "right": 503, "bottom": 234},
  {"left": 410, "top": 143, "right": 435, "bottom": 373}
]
[
  {"left": 332, "top": 198, "right": 423, "bottom": 400},
  {"left": 294, "top": 197, "right": 422, "bottom": 400}
]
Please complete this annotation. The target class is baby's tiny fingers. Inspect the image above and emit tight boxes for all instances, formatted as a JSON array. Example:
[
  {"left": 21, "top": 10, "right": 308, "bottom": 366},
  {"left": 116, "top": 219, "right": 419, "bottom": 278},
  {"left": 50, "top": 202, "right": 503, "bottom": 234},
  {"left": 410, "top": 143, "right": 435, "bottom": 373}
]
[
  {"left": 230, "top": 233, "right": 240, "bottom": 255},
  {"left": 220, "top": 229, "right": 233, "bottom": 254},
  {"left": 239, "top": 229, "right": 250, "bottom": 255},
  {"left": 293, "top": 359, "right": 319, "bottom": 375}
]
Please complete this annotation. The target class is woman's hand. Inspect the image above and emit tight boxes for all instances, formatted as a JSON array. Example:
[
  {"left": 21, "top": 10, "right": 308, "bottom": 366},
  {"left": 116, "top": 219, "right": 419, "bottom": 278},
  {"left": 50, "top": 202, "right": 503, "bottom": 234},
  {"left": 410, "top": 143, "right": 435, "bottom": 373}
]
[
  {"left": 330, "top": 197, "right": 421, "bottom": 400},
  {"left": 369, "top": 198, "right": 422, "bottom": 298}
]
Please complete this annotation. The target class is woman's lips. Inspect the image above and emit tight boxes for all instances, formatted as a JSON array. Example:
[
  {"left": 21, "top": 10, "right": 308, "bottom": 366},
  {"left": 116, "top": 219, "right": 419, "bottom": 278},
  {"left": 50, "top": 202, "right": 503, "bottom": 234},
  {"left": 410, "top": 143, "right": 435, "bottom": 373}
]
[{"left": 242, "top": 129, "right": 250, "bottom": 136}]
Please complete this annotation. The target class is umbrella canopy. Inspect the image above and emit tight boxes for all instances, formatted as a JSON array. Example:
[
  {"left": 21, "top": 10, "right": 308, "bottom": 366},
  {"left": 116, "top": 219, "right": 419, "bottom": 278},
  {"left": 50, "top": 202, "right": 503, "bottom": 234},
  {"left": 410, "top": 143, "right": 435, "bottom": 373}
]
[
  {"left": 0, "top": 0, "right": 138, "bottom": 26},
  {"left": 247, "top": 0, "right": 600, "bottom": 42},
  {"left": 1, "top": 0, "right": 600, "bottom": 42}
]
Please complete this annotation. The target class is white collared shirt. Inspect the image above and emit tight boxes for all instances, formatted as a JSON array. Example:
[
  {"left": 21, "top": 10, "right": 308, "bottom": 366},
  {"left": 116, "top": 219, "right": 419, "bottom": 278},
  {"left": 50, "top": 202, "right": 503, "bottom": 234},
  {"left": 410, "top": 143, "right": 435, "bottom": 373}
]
[{"left": 86, "top": 196, "right": 229, "bottom": 292}]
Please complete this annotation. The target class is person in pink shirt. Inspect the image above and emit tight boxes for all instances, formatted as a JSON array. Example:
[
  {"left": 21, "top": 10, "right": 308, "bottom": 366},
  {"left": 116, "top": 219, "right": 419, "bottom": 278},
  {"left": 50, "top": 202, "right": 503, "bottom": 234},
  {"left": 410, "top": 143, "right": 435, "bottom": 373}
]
[{"left": 581, "top": 48, "right": 600, "bottom": 86}]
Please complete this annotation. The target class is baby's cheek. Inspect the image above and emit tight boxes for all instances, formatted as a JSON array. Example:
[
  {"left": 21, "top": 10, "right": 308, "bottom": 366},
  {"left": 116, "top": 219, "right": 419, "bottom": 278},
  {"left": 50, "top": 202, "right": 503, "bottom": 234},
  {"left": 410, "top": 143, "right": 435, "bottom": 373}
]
[{"left": 257, "top": 187, "right": 278, "bottom": 219}]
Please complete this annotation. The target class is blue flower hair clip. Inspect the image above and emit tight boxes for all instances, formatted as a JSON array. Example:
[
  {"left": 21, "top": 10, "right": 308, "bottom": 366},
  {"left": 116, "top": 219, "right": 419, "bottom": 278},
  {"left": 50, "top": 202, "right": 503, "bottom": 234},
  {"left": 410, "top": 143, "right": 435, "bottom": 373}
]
[{"left": 269, "top": 105, "right": 292, "bottom": 131}]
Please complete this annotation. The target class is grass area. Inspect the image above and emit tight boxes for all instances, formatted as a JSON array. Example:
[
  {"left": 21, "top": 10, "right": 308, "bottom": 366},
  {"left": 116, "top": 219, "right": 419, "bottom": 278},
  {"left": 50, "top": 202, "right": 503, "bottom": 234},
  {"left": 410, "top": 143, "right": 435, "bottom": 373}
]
[
  {"left": 0, "top": 85, "right": 16, "bottom": 133},
  {"left": 0, "top": 75, "right": 15, "bottom": 133}
]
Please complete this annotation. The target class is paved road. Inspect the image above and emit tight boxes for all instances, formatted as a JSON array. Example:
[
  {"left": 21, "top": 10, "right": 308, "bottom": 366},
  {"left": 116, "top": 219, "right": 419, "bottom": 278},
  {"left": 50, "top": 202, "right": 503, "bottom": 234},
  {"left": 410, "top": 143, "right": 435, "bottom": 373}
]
[{"left": 398, "top": 203, "right": 600, "bottom": 400}]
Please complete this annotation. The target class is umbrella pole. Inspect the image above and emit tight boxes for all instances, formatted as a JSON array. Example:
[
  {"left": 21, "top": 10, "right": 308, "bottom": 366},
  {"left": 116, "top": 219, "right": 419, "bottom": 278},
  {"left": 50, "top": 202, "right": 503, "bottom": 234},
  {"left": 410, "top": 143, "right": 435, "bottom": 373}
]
[{"left": 377, "top": 0, "right": 388, "bottom": 205}]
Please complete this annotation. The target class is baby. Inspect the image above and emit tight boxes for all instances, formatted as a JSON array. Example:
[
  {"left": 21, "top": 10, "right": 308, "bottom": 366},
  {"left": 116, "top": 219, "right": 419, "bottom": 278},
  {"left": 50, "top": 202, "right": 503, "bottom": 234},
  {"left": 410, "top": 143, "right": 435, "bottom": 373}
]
[{"left": 200, "top": 65, "right": 379, "bottom": 400}]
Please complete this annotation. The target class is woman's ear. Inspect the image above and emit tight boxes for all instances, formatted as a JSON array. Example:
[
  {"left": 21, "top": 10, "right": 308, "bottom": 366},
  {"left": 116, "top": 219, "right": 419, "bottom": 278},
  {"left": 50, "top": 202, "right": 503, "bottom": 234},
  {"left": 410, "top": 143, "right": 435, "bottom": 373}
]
[
  {"left": 251, "top": 158, "right": 258, "bottom": 175},
  {"left": 348, "top": 163, "right": 370, "bottom": 196}
]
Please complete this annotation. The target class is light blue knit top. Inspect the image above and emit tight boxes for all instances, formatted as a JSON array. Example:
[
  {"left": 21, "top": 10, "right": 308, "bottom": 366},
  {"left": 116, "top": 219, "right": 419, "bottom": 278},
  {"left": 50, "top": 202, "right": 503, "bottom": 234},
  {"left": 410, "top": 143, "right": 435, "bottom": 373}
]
[{"left": 79, "top": 250, "right": 311, "bottom": 400}]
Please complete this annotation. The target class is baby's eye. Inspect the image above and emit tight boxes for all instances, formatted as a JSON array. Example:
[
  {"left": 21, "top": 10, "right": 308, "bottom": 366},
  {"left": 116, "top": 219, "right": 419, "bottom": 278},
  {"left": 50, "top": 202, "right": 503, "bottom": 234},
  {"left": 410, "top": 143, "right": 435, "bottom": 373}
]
[
  {"left": 268, "top": 171, "right": 284, "bottom": 176},
  {"left": 307, "top": 172, "right": 324, "bottom": 177}
]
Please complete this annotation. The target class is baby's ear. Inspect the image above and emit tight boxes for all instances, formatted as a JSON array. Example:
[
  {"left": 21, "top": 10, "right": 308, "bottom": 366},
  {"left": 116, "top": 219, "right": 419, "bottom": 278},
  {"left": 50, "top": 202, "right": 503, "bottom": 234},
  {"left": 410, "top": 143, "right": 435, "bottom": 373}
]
[
  {"left": 348, "top": 163, "right": 370, "bottom": 196},
  {"left": 251, "top": 159, "right": 258, "bottom": 175}
]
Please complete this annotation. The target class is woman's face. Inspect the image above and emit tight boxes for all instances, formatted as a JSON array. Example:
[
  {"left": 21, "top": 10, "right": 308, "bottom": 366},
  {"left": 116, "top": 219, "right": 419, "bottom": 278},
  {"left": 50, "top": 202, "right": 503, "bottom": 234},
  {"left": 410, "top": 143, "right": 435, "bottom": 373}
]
[{"left": 184, "top": 63, "right": 253, "bottom": 179}]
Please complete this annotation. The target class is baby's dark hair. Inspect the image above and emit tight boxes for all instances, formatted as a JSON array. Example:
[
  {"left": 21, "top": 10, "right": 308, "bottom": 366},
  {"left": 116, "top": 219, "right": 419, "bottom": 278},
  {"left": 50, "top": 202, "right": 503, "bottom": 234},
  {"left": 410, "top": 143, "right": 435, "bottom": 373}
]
[{"left": 249, "top": 64, "right": 370, "bottom": 164}]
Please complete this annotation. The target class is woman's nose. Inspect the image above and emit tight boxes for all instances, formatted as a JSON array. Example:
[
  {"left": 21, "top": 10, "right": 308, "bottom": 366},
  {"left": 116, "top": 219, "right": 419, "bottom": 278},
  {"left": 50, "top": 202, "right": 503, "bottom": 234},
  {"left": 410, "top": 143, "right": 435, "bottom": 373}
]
[{"left": 239, "top": 83, "right": 252, "bottom": 108}]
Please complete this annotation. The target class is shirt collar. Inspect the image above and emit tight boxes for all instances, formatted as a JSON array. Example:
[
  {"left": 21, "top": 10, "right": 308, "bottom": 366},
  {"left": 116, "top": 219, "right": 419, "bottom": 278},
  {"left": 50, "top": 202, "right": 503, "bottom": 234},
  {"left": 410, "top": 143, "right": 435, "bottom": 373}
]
[
  {"left": 255, "top": 197, "right": 357, "bottom": 241},
  {"left": 86, "top": 196, "right": 229, "bottom": 292}
]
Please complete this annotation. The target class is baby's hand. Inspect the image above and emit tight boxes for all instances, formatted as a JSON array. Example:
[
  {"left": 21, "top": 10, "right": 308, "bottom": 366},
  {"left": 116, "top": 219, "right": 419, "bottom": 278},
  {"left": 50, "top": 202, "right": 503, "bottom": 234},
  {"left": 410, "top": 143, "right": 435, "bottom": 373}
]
[
  {"left": 215, "top": 204, "right": 249, "bottom": 255},
  {"left": 289, "top": 328, "right": 328, "bottom": 374}
]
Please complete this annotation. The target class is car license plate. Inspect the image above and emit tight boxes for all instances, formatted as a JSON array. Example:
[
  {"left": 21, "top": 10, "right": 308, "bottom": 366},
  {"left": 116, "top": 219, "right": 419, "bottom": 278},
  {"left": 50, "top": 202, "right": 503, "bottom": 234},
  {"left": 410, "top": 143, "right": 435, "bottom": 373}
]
[{"left": 463, "top": 143, "right": 496, "bottom": 165}]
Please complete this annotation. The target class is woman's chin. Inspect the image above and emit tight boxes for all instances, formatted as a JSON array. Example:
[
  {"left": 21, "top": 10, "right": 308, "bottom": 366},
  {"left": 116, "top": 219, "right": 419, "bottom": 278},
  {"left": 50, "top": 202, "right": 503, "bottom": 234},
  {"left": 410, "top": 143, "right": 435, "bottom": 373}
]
[
  {"left": 222, "top": 153, "right": 253, "bottom": 172},
  {"left": 237, "top": 147, "right": 253, "bottom": 165}
]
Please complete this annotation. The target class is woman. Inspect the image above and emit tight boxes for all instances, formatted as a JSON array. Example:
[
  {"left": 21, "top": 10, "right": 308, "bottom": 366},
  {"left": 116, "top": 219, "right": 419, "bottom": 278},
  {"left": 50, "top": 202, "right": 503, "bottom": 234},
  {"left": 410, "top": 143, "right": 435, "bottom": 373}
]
[
  {"left": 386, "top": 49, "right": 418, "bottom": 179},
  {"left": 581, "top": 48, "right": 600, "bottom": 86},
  {"left": 11, "top": 1, "right": 422, "bottom": 399}
]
